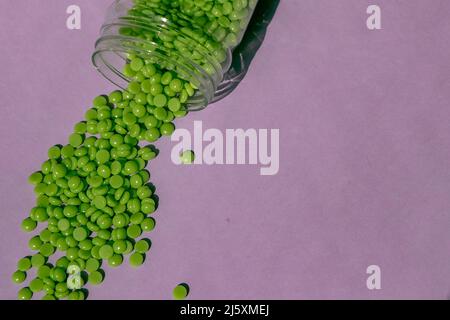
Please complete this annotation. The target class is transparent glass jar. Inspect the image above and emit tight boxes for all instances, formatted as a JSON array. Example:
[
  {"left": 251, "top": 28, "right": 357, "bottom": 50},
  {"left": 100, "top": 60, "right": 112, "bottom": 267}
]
[{"left": 93, "top": 0, "right": 259, "bottom": 110}]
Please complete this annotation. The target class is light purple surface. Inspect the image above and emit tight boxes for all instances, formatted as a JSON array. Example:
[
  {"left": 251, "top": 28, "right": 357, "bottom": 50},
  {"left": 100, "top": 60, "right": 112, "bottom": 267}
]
[{"left": 1, "top": 0, "right": 450, "bottom": 300}]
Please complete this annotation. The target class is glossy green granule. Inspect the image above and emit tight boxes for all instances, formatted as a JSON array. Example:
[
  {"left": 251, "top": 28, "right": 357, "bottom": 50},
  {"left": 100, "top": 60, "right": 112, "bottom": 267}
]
[
  {"left": 13, "top": 0, "right": 258, "bottom": 300},
  {"left": 173, "top": 283, "right": 190, "bottom": 300}
]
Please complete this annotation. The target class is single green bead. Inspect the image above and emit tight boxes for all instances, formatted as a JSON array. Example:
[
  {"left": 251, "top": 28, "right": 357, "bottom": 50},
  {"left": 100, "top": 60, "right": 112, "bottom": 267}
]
[
  {"left": 130, "top": 58, "right": 144, "bottom": 71},
  {"left": 55, "top": 282, "right": 68, "bottom": 293},
  {"left": 129, "top": 174, "right": 143, "bottom": 188},
  {"left": 12, "top": 270, "right": 27, "bottom": 284},
  {"left": 28, "top": 171, "right": 43, "bottom": 185},
  {"left": 129, "top": 252, "right": 145, "bottom": 267},
  {"left": 92, "top": 195, "right": 107, "bottom": 209},
  {"left": 93, "top": 95, "right": 108, "bottom": 108},
  {"left": 113, "top": 240, "right": 127, "bottom": 254},
  {"left": 56, "top": 256, "right": 70, "bottom": 269},
  {"left": 115, "top": 228, "right": 127, "bottom": 241},
  {"left": 145, "top": 128, "right": 161, "bottom": 142},
  {"left": 18, "top": 287, "right": 33, "bottom": 300},
  {"left": 109, "top": 90, "right": 123, "bottom": 104},
  {"left": 48, "top": 145, "right": 61, "bottom": 159},
  {"left": 88, "top": 270, "right": 104, "bottom": 285},
  {"left": 127, "top": 224, "right": 142, "bottom": 239},
  {"left": 66, "top": 247, "right": 79, "bottom": 261},
  {"left": 37, "top": 265, "right": 52, "bottom": 279},
  {"left": 141, "top": 218, "right": 156, "bottom": 232},
  {"left": 74, "top": 121, "right": 87, "bottom": 134},
  {"left": 40, "top": 229, "right": 53, "bottom": 242},
  {"left": 135, "top": 239, "right": 151, "bottom": 253},
  {"left": 130, "top": 212, "right": 144, "bottom": 225},
  {"left": 109, "top": 175, "right": 124, "bottom": 189},
  {"left": 86, "top": 258, "right": 100, "bottom": 273},
  {"left": 99, "top": 244, "right": 114, "bottom": 260},
  {"left": 31, "top": 254, "right": 46, "bottom": 268},
  {"left": 97, "top": 215, "right": 112, "bottom": 230},
  {"left": 58, "top": 218, "right": 71, "bottom": 232},
  {"left": 108, "top": 254, "right": 123, "bottom": 267},
  {"left": 161, "top": 71, "right": 173, "bottom": 85},
  {"left": 180, "top": 150, "right": 195, "bottom": 164},
  {"left": 17, "top": 257, "right": 31, "bottom": 271},
  {"left": 51, "top": 267, "right": 67, "bottom": 282},
  {"left": 112, "top": 214, "right": 127, "bottom": 228},
  {"left": 96, "top": 149, "right": 110, "bottom": 164},
  {"left": 69, "top": 133, "right": 84, "bottom": 147},
  {"left": 160, "top": 122, "right": 175, "bottom": 136},
  {"left": 33, "top": 207, "right": 49, "bottom": 222},
  {"left": 79, "top": 239, "right": 93, "bottom": 251},
  {"left": 54, "top": 290, "right": 69, "bottom": 299},
  {"left": 30, "top": 278, "right": 44, "bottom": 292},
  {"left": 128, "top": 81, "right": 141, "bottom": 95},
  {"left": 21, "top": 217, "right": 37, "bottom": 232},
  {"left": 40, "top": 243, "right": 55, "bottom": 257},
  {"left": 153, "top": 106, "right": 167, "bottom": 120},
  {"left": 42, "top": 294, "right": 57, "bottom": 300},
  {"left": 61, "top": 145, "right": 75, "bottom": 158},
  {"left": 123, "top": 161, "right": 139, "bottom": 175},
  {"left": 63, "top": 205, "right": 78, "bottom": 218},
  {"left": 29, "top": 236, "right": 43, "bottom": 251},
  {"left": 168, "top": 97, "right": 181, "bottom": 112},
  {"left": 73, "top": 227, "right": 88, "bottom": 241},
  {"left": 173, "top": 284, "right": 189, "bottom": 300}
]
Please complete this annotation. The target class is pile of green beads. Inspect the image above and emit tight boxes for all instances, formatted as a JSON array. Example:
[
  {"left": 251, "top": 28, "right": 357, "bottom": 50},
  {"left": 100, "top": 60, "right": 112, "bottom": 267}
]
[{"left": 13, "top": 86, "right": 188, "bottom": 299}]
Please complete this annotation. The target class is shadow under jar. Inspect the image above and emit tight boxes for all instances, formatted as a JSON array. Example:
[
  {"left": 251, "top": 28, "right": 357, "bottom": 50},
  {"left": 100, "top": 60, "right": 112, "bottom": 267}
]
[{"left": 93, "top": 0, "right": 259, "bottom": 111}]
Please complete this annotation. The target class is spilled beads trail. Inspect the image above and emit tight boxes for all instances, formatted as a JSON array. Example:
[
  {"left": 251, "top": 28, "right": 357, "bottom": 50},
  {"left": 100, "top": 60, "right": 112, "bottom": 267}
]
[
  {"left": 13, "top": 60, "right": 191, "bottom": 300},
  {"left": 12, "top": 0, "right": 258, "bottom": 299}
]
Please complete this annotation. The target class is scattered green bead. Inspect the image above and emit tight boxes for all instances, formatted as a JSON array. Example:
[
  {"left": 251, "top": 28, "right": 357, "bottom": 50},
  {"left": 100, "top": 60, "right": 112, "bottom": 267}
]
[
  {"left": 12, "top": 270, "right": 27, "bottom": 284},
  {"left": 129, "top": 252, "right": 145, "bottom": 267},
  {"left": 173, "top": 284, "right": 189, "bottom": 300},
  {"left": 180, "top": 150, "right": 195, "bottom": 164},
  {"left": 18, "top": 287, "right": 33, "bottom": 300},
  {"left": 88, "top": 271, "right": 104, "bottom": 285}
]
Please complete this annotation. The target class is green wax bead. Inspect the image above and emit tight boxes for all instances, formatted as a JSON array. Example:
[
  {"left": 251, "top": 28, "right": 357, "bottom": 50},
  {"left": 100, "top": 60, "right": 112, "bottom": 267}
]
[
  {"left": 29, "top": 236, "right": 43, "bottom": 251},
  {"left": 55, "top": 282, "right": 68, "bottom": 293},
  {"left": 112, "top": 214, "right": 127, "bottom": 228},
  {"left": 17, "top": 257, "right": 32, "bottom": 271},
  {"left": 74, "top": 121, "right": 87, "bottom": 134},
  {"left": 78, "top": 249, "right": 91, "bottom": 260},
  {"left": 30, "top": 278, "right": 44, "bottom": 292},
  {"left": 79, "top": 239, "right": 93, "bottom": 251},
  {"left": 173, "top": 284, "right": 189, "bottom": 300},
  {"left": 31, "top": 254, "right": 46, "bottom": 268},
  {"left": 141, "top": 199, "right": 156, "bottom": 214},
  {"left": 21, "top": 217, "right": 37, "bottom": 232},
  {"left": 96, "top": 149, "right": 110, "bottom": 164},
  {"left": 97, "top": 216, "right": 112, "bottom": 230},
  {"left": 33, "top": 207, "right": 49, "bottom": 222},
  {"left": 63, "top": 205, "right": 78, "bottom": 218},
  {"left": 56, "top": 256, "right": 70, "bottom": 269},
  {"left": 66, "top": 236, "right": 78, "bottom": 248},
  {"left": 135, "top": 239, "right": 151, "bottom": 253},
  {"left": 109, "top": 175, "right": 124, "bottom": 189},
  {"left": 88, "top": 270, "right": 104, "bottom": 285},
  {"left": 28, "top": 171, "right": 43, "bottom": 185},
  {"left": 86, "top": 258, "right": 100, "bottom": 272},
  {"left": 180, "top": 150, "right": 195, "bottom": 164},
  {"left": 68, "top": 291, "right": 80, "bottom": 300},
  {"left": 129, "top": 252, "right": 145, "bottom": 267},
  {"left": 73, "top": 227, "right": 88, "bottom": 241},
  {"left": 12, "top": 270, "right": 27, "bottom": 284},
  {"left": 116, "top": 228, "right": 128, "bottom": 241},
  {"left": 127, "top": 224, "right": 142, "bottom": 239},
  {"left": 168, "top": 97, "right": 181, "bottom": 112},
  {"left": 69, "top": 133, "right": 84, "bottom": 147},
  {"left": 56, "top": 237, "right": 69, "bottom": 251},
  {"left": 40, "top": 243, "right": 55, "bottom": 257},
  {"left": 42, "top": 294, "right": 56, "bottom": 300},
  {"left": 61, "top": 144, "right": 75, "bottom": 158},
  {"left": 130, "top": 174, "right": 143, "bottom": 188},
  {"left": 108, "top": 254, "right": 123, "bottom": 267},
  {"left": 128, "top": 81, "right": 141, "bottom": 95},
  {"left": 18, "top": 287, "right": 33, "bottom": 300},
  {"left": 130, "top": 58, "right": 144, "bottom": 71},
  {"left": 160, "top": 122, "right": 175, "bottom": 136},
  {"left": 97, "top": 107, "right": 111, "bottom": 120},
  {"left": 48, "top": 145, "right": 61, "bottom": 159},
  {"left": 136, "top": 186, "right": 152, "bottom": 199},
  {"left": 141, "top": 218, "right": 156, "bottom": 232},
  {"left": 161, "top": 71, "right": 173, "bottom": 85},
  {"left": 130, "top": 212, "right": 144, "bottom": 225},
  {"left": 99, "top": 244, "right": 114, "bottom": 259},
  {"left": 52, "top": 164, "right": 67, "bottom": 179},
  {"left": 145, "top": 128, "right": 161, "bottom": 142},
  {"left": 91, "top": 245, "right": 101, "bottom": 259},
  {"left": 153, "top": 106, "right": 167, "bottom": 120},
  {"left": 113, "top": 240, "right": 127, "bottom": 254},
  {"left": 123, "top": 161, "right": 139, "bottom": 175},
  {"left": 109, "top": 90, "right": 123, "bottom": 104},
  {"left": 97, "top": 229, "right": 111, "bottom": 240},
  {"left": 37, "top": 265, "right": 52, "bottom": 279},
  {"left": 169, "top": 79, "right": 183, "bottom": 92},
  {"left": 66, "top": 247, "right": 79, "bottom": 261},
  {"left": 40, "top": 229, "right": 52, "bottom": 243},
  {"left": 55, "top": 290, "right": 69, "bottom": 299},
  {"left": 93, "top": 95, "right": 108, "bottom": 108},
  {"left": 68, "top": 175, "right": 81, "bottom": 189},
  {"left": 58, "top": 218, "right": 70, "bottom": 232},
  {"left": 93, "top": 195, "right": 107, "bottom": 209}
]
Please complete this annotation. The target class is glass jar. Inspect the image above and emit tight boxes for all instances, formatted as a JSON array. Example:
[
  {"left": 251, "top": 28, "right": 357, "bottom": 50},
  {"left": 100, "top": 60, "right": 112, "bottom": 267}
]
[{"left": 93, "top": 0, "right": 259, "bottom": 110}]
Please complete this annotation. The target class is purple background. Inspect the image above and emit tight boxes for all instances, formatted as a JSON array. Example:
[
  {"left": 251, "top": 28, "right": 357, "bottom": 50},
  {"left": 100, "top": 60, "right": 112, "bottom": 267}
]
[{"left": 1, "top": 0, "right": 450, "bottom": 299}]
